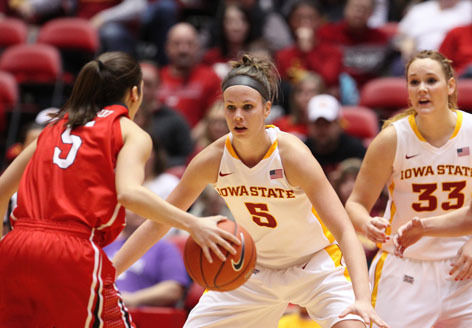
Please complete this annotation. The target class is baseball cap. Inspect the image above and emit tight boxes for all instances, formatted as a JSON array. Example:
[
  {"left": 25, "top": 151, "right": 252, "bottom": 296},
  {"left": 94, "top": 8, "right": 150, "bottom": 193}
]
[{"left": 307, "top": 94, "right": 341, "bottom": 122}]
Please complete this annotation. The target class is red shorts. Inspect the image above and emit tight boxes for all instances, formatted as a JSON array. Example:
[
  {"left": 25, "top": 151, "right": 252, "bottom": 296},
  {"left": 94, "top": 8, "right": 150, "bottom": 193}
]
[{"left": 0, "top": 219, "right": 135, "bottom": 328}]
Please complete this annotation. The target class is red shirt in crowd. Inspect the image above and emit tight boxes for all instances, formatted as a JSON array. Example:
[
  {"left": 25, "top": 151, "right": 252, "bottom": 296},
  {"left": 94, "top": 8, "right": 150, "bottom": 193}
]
[
  {"left": 158, "top": 65, "right": 222, "bottom": 127},
  {"left": 272, "top": 116, "right": 308, "bottom": 140},
  {"left": 275, "top": 42, "right": 343, "bottom": 87},
  {"left": 439, "top": 24, "right": 472, "bottom": 76},
  {"left": 77, "top": 0, "right": 121, "bottom": 19},
  {"left": 317, "top": 21, "right": 390, "bottom": 87}
]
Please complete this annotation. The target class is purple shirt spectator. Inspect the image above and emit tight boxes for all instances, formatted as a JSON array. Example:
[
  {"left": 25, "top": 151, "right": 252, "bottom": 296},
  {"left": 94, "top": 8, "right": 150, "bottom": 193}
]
[{"left": 104, "top": 238, "right": 190, "bottom": 293}]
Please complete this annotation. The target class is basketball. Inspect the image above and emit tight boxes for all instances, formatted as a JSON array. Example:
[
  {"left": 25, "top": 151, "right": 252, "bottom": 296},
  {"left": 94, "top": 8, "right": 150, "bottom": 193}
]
[{"left": 183, "top": 219, "right": 257, "bottom": 292}]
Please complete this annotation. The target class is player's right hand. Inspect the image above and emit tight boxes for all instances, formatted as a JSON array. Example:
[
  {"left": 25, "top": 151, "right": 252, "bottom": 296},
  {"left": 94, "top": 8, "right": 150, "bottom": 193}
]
[
  {"left": 189, "top": 216, "right": 240, "bottom": 264},
  {"left": 364, "top": 217, "right": 390, "bottom": 244}
]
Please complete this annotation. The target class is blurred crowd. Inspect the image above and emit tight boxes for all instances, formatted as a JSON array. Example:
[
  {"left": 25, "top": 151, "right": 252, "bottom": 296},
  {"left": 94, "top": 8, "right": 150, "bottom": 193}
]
[{"left": 2, "top": 0, "right": 472, "bottom": 324}]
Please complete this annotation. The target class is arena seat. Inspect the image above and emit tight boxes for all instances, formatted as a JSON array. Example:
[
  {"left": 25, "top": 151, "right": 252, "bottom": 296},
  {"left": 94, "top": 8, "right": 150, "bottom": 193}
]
[
  {"left": 360, "top": 77, "right": 408, "bottom": 109},
  {"left": 341, "top": 106, "right": 379, "bottom": 145},
  {"left": 457, "top": 79, "right": 472, "bottom": 112},
  {"left": 0, "top": 18, "right": 28, "bottom": 50},
  {"left": 0, "top": 44, "right": 63, "bottom": 147},
  {"left": 129, "top": 307, "right": 187, "bottom": 328},
  {"left": 37, "top": 18, "right": 99, "bottom": 86},
  {"left": 359, "top": 77, "right": 408, "bottom": 120},
  {"left": 0, "top": 71, "right": 19, "bottom": 163}
]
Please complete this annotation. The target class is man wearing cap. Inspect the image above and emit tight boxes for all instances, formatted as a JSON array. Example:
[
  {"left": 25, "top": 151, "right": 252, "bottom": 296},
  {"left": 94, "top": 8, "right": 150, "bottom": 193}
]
[{"left": 304, "top": 94, "right": 366, "bottom": 175}]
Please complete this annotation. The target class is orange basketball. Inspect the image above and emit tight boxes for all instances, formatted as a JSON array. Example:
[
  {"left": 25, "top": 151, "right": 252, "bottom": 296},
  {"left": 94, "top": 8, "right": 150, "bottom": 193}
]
[{"left": 183, "top": 219, "right": 257, "bottom": 292}]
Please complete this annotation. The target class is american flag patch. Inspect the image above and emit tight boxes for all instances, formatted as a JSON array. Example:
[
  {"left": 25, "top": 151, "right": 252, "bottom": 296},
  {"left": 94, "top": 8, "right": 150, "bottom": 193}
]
[
  {"left": 457, "top": 147, "right": 470, "bottom": 157},
  {"left": 270, "top": 169, "right": 283, "bottom": 179}
]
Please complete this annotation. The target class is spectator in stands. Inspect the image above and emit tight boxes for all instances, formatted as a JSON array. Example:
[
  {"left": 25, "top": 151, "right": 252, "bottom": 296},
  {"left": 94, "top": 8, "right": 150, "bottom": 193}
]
[
  {"left": 395, "top": 0, "right": 472, "bottom": 72},
  {"left": 272, "top": 71, "right": 325, "bottom": 140},
  {"left": 140, "top": 61, "right": 193, "bottom": 167},
  {"left": 140, "top": 0, "right": 178, "bottom": 66},
  {"left": 11, "top": 0, "right": 146, "bottom": 56},
  {"left": 158, "top": 22, "right": 222, "bottom": 128},
  {"left": 304, "top": 94, "right": 366, "bottom": 175},
  {"left": 202, "top": 3, "right": 258, "bottom": 79},
  {"left": 144, "top": 136, "right": 180, "bottom": 201},
  {"left": 104, "top": 209, "right": 190, "bottom": 307},
  {"left": 316, "top": 0, "right": 392, "bottom": 89},
  {"left": 330, "top": 157, "right": 378, "bottom": 266},
  {"left": 275, "top": 0, "right": 342, "bottom": 90},
  {"left": 192, "top": 100, "right": 229, "bottom": 151},
  {"left": 439, "top": 23, "right": 472, "bottom": 77},
  {"left": 220, "top": 0, "right": 292, "bottom": 53}
]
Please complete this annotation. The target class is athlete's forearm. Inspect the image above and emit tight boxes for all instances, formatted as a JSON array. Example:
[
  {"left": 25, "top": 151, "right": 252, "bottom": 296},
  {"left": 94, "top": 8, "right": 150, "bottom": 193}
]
[
  {"left": 117, "top": 185, "right": 198, "bottom": 232},
  {"left": 113, "top": 220, "right": 171, "bottom": 276},
  {"left": 345, "top": 200, "right": 374, "bottom": 235},
  {"left": 421, "top": 206, "right": 472, "bottom": 237}
]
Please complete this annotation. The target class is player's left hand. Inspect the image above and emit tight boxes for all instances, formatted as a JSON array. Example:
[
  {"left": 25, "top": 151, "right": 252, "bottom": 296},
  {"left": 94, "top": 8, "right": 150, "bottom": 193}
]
[
  {"left": 339, "top": 300, "right": 390, "bottom": 328},
  {"left": 450, "top": 239, "right": 472, "bottom": 280}
]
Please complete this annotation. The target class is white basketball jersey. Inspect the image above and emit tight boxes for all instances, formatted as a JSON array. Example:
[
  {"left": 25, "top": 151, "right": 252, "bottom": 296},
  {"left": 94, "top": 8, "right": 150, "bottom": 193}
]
[
  {"left": 214, "top": 126, "right": 334, "bottom": 269},
  {"left": 381, "top": 110, "right": 472, "bottom": 260}
]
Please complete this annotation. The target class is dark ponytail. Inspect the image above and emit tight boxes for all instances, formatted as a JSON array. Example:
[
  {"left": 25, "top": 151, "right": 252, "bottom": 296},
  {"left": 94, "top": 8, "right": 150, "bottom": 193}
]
[{"left": 55, "top": 52, "right": 142, "bottom": 128}]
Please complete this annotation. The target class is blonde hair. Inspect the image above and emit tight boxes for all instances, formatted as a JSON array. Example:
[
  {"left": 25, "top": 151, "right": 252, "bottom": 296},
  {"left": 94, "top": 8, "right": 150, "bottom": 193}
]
[{"left": 382, "top": 50, "right": 457, "bottom": 129}]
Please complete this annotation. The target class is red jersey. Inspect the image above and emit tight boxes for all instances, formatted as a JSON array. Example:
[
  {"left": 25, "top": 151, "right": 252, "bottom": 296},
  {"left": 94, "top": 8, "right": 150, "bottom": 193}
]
[{"left": 13, "top": 104, "right": 128, "bottom": 247}]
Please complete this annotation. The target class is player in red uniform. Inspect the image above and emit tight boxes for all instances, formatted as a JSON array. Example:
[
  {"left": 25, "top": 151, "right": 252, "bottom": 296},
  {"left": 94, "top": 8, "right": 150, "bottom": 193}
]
[{"left": 0, "top": 52, "right": 238, "bottom": 327}]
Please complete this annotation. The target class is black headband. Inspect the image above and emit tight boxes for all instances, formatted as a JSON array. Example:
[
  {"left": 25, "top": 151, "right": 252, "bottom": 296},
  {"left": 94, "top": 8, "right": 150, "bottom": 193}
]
[
  {"left": 222, "top": 75, "right": 270, "bottom": 101},
  {"left": 95, "top": 59, "right": 105, "bottom": 71}
]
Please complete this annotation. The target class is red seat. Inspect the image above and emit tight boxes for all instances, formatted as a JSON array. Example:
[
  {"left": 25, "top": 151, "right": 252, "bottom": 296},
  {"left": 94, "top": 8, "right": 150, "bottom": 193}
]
[
  {"left": 359, "top": 77, "right": 408, "bottom": 115},
  {"left": 0, "top": 43, "right": 62, "bottom": 84},
  {"left": 457, "top": 79, "right": 472, "bottom": 112},
  {"left": 128, "top": 307, "right": 187, "bottom": 328},
  {"left": 0, "top": 71, "right": 18, "bottom": 112},
  {"left": 37, "top": 18, "right": 98, "bottom": 84},
  {"left": 341, "top": 106, "right": 379, "bottom": 141},
  {"left": 0, "top": 18, "right": 28, "bottom": 49},
  {"left": 0, "top": 71, "right": 18, "bottom": 159},
  {"left": 0, "top": 44, "right": 63, "bottom": 151},
  {"left": 37, "top": 18, "right": 99, "bottom": 53}
]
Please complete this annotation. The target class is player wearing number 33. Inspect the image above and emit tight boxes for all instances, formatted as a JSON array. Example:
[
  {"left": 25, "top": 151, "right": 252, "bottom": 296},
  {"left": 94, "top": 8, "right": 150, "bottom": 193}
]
[
  {"left": 0, "top": 52, "right": 240, "bottom": 327},
  {"left": 346, "top": 50, "right": 472, "bottom": 328},
  {"left": 113, "top": 54, "right": 388, "bottom": 328}
]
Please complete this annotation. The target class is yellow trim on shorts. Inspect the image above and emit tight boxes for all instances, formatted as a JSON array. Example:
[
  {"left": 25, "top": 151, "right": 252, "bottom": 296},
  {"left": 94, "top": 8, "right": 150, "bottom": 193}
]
[
  {"left": 312, "top": 208, "right": 335, "bottom": 243},
  {"left": 324, "top": 244, "right": 350, "bottom": 281},
  {"left": 371, "top": 251, "right": 388, "bottom": 309}
]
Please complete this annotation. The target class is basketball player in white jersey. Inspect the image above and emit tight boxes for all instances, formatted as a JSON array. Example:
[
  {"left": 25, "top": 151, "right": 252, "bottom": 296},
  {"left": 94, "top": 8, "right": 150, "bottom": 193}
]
[
  {"left": 112, "top": 54, "right": 388, "bottom": 328},
  {"left": 346, "top": 50, "right": 472, "bottom": 328}
]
